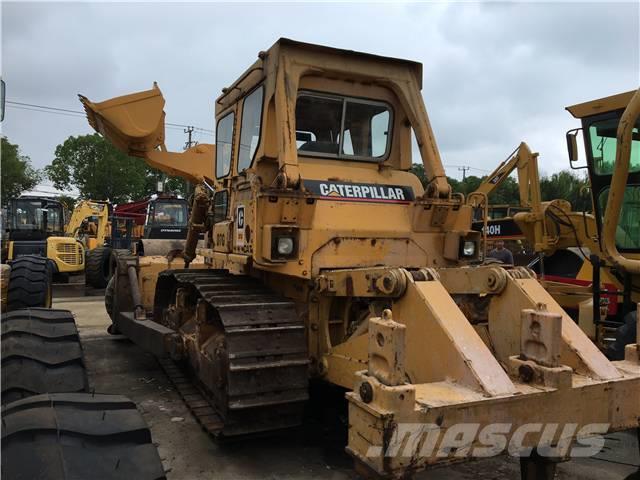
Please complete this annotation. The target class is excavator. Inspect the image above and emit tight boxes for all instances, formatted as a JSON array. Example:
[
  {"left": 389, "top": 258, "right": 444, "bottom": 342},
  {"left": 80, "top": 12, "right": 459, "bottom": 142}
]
[
  {"left": 469, "top": 142, "right": 540, "bottom": 262},
  {"left": 65, "top": 199, "right": 110, "bottom": 251},
  {"left": 79, "top": 39, "right": 640, "bottom": 479}
]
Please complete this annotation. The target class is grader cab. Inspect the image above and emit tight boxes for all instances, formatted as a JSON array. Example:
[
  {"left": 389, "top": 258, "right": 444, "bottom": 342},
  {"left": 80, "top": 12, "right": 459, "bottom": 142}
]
[{"left": 80, "top": 39, "right": 640, "bottom": 479}]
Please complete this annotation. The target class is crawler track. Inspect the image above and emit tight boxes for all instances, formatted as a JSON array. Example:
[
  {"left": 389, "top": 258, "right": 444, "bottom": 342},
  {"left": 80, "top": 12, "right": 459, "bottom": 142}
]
[{"left": 155, "top": 269, "right": 309, "bottom": 438}]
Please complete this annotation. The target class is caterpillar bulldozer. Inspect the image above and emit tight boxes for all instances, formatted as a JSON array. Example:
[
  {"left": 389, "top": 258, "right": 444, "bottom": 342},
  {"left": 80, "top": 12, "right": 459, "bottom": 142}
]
[{"left": 80, "top": 39, "right": 640, "bottom": 479}]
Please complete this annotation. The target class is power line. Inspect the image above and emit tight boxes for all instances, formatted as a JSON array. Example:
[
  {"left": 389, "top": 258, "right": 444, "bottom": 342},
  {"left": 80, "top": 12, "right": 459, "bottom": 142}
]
[
  {"left": 444, "top": 164, "right": 491, "bottom": 173},
  {"left": 167, "top": 121, "right": 213, "bottom": 134},
  {"left": 7, "top": 104, "right": 85, "bottom": 118},
  {"left": 6, "top": 99, "right": 214, "bottom": 135},
  {"left": 7, "top": 100, "right": 85, "bottom": 115}
]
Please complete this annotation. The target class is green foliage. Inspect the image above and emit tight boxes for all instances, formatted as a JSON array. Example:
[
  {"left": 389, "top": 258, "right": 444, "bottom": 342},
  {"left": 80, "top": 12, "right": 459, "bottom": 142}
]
[
  {"left": 540, "top": 171, "right": 591, "bottom": 212},
  {"left": 1, "top": 136, "right": 41, "bottom": 205},
  {"left": 45, "top": 134, "right": 185, "bottom": 203},
  {"left": 409, "top": 163, "right": 591, "bottom": 211},
  {"left": 56, "top": 194, "right": 78, "bottom": 211}
]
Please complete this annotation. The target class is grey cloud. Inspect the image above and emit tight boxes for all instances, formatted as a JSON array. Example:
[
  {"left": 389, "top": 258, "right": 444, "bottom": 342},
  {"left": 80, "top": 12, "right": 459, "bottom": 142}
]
[{"left": 2, "top": 2, "right": 638, "bottom": 182}]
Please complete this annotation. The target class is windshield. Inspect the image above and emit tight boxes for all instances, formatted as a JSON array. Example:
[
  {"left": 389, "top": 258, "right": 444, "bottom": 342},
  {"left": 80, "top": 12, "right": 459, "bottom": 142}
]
[
  {"left": 598, "top": 186, "right": 640, "bottom": 250},
  {"left": 151, "top": 201, "right": 188, "bottom": 226},
  {"left": 588, "top": 116, "right": 640, "bottom": 175},
  {"left": 295, "top": 92, "right": 391, "bottom": 161},
  {"left": 11, "top": 199, "right": 64, "bottom": 233}
]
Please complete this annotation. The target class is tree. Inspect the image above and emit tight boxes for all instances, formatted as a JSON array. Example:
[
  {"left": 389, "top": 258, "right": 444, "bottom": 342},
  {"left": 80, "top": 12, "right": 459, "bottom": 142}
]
[
  {"left": 1, "top": 136, "right": 41, "bottom": 205},
  {"left": 409, "top": 162, "right": 590, "bottom": 211},
  {"left": 487, "top": 176, "right": 520, "bottom": 205},
  {"left": 540, "top": 171, "right": 591, "bottom": 212},
  {"left": 45, "top": 134, "right": 184, "bottom": 204},
  {"left": 56, "top": 194, "right": 78, "bottom": 211}
]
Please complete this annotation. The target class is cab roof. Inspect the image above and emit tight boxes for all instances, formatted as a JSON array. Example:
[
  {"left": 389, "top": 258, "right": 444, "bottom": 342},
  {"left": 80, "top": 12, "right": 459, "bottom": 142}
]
[
  {"left": 215, "top": 38, "right": 424, "bottom": 109},
  {"left": 566, "top": 90, "right": 636, "bottom": 119}
]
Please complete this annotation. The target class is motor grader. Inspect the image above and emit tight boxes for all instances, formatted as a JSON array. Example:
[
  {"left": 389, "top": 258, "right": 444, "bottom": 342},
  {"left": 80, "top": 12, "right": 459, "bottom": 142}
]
[
  {"left": 513, "top": 90, "right": 640, "bottom": 356},
  {"left": 80, "top": 39, "right": 640, "bottom": 479}
]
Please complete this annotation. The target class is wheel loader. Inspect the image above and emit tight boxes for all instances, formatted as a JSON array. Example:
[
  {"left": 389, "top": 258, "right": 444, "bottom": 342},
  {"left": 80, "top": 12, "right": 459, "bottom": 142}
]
[
  {"left": 2, "top": 196, "right": 84, "bottom": 286},
  {"left": 79, "top": 39, "right": 640, "bottom": 479}
]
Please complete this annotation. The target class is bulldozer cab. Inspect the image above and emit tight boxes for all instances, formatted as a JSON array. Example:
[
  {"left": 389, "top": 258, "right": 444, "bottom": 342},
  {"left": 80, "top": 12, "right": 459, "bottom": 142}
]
[
  {"left": 566, "top": 91, "right": 640, "bottom": 253},
  {"left": 213, "top": 39, "right": 444, "bottom": 185},
  {"left": 206, "top": 38, "right": 478, "bottom": 275}
]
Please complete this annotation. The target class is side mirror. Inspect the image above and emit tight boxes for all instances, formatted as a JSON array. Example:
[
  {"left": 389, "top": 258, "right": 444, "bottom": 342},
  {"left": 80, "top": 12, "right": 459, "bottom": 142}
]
[
  {"left": 1, "top": 79, "right": 5, "bottom": 122},
  {"left": 566, "top": 129, "right": 580, "bottom": 164}
]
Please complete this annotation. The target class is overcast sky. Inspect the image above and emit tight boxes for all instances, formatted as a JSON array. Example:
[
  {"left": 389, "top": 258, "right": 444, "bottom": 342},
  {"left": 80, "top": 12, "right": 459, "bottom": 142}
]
[{"left": 2, "top": 1, "right": 639, "bottom": 187}]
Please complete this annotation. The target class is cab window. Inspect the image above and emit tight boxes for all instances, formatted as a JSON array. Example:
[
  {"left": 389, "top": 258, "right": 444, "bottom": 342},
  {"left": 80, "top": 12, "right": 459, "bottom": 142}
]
[
  {"left": 216, "top": 112, "right": 235, "bottom": 178},
  {"left": 295, "top": 92, "right": 392, "bottom": 161},
  {"left": 238, "top": 87, "right": 264, "bottom": 172},
  {"left": 589, "top": 116, "right": 640, "bottom": 175},
  {"left": 152, "top": 201, "right": 188, "bottom": 226},
  {"left": 213, "top": 190, "right": 228, "bottom": 224},
  {"left": 598, "top": 185, "right": 640, "bottom": 250}
]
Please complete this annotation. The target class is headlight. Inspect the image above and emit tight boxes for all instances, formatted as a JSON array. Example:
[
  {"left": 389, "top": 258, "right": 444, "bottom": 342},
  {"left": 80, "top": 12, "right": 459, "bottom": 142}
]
[
  {"left": 277, "top": 237, "right": 294, "bottom": 256},
  {"left": 462, "top": 240, "right": 476, "bottom": 257}
]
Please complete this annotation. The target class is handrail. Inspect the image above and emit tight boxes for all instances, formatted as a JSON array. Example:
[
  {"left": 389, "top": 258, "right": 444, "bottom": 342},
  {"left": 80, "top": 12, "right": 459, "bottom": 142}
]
[{"left": 601, "top": 87, "right": 640, "bottom": 274}]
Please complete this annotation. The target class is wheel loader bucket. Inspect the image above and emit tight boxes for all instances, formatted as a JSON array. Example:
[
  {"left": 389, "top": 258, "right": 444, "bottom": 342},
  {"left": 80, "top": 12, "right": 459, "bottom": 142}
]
[
  {"left": 79, "top": 83, "right": 166, "bottom": 158},
  {"left": 80, "top": 84, "right": 215, "bottom": 184}
]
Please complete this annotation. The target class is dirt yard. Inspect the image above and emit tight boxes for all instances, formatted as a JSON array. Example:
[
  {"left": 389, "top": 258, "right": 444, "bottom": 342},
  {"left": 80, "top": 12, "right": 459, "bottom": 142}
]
[{"left": 53, "top": 282, "right": 640, "bottom": 480}]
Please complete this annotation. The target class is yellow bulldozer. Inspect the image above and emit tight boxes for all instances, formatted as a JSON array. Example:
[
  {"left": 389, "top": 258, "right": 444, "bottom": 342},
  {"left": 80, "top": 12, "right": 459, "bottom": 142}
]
[{"left": 79, "top": 39, "right": 640, "bottom": 479}]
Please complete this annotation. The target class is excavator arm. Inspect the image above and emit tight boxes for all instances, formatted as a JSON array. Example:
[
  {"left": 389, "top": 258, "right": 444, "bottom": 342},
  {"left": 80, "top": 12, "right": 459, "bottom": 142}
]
[
  {"left": 467, "top": 142, "right": 541, "bottom": 209},
  {"left": 79, "top": 83, "right": 216, "bottom": 185}
]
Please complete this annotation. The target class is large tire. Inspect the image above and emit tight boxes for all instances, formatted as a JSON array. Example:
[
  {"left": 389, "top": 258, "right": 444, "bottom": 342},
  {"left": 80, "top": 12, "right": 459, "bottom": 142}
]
[
  {"left": 105, "top": 275, "right": 115, "bottom": 321},
  {"left": 85, "top": 246, "right": 112, "bottom": 288},
  {"left": 6, "top": 255, "right": 53, "bottom": 311},
  {"left": 1, "top": 308, "right": 88, "bottom": 404},
  {"left": 1, "top": 264, "right": 10, "bottom": 313},
  {"left": 1, "top": 393, "right": 166, "bottom": 480},
  {"left": 110, "top": 248, "right": 130, "bottom": 278}
]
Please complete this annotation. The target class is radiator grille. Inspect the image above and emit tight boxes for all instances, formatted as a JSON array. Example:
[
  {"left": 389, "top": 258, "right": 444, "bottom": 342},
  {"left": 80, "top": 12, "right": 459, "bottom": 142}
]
[{"left": 56, "top": 242, "right": 83, "bottom": 266}]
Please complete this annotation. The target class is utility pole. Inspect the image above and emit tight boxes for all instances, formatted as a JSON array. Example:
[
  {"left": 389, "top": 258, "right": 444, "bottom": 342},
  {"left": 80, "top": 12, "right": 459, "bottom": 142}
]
[
  {"left": 184, "top": 126, "right": 197, "bottom": 150},
  {"left": 183, "top": 126, "right": 196, "bottom": 198},
  {"left": 458, "top": 166, "right": 470, "bottom": 182}
]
